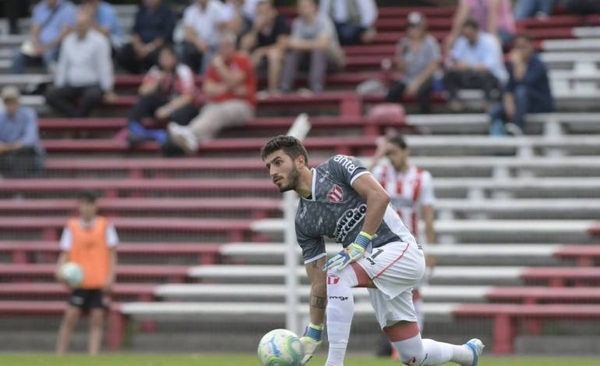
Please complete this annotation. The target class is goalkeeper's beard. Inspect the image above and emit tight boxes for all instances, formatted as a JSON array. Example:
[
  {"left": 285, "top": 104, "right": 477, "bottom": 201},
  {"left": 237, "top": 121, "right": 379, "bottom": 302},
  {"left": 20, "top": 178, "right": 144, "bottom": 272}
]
[{"left": 279, "top": 165, "right": 301, "bottom": 193}]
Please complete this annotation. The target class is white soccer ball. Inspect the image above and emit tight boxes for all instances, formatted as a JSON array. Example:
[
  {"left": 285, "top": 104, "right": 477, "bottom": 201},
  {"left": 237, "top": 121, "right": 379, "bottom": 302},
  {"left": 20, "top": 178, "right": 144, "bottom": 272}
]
[
  {"left": 257, "top": 329, "right": 304, "bottom": 366},
  {"left": 60, "top": 262, "right": 84, "bottom": 288}
]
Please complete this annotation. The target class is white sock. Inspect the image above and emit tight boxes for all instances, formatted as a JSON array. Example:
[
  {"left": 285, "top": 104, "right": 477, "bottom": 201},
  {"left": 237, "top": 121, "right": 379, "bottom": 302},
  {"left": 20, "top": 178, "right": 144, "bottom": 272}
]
[
  {"left": 325, "top": 268, "right": 358, "bottom": 366},
  {"left": 392, "top": 334, "right": 473, "bottom": 366}
]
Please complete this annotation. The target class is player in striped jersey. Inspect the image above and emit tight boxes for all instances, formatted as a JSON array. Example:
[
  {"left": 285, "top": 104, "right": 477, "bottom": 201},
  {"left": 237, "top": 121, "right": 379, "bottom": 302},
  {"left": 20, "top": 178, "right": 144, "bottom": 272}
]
[{"left": 369, "top": 134, "right": 436, "bottom": 357}]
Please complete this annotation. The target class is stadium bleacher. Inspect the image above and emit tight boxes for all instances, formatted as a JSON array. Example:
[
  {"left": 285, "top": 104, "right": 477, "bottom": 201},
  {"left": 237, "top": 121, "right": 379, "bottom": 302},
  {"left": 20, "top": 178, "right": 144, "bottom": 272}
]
[{"left": 1, "top": 1, "right": 600, "bottom": 356}]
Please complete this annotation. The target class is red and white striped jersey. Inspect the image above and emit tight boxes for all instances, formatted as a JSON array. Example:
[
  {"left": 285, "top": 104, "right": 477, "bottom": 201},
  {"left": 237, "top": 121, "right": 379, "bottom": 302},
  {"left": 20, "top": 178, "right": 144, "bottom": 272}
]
[{"left": 372, "top": 165, "right": 435, "bottom": 242}]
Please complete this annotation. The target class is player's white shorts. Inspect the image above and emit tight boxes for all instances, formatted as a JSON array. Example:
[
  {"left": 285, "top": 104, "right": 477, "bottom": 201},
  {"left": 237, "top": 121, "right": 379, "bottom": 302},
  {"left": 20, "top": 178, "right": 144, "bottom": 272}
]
[{"left": 356, "top": 241, "right": 425, "bottom": 328}]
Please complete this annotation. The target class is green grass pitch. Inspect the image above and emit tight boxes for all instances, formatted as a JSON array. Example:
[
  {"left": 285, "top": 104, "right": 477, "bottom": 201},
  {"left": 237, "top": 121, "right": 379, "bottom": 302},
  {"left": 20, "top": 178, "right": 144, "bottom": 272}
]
[{"left": 1, "top": 354, "right": 599, "bottom": 366}]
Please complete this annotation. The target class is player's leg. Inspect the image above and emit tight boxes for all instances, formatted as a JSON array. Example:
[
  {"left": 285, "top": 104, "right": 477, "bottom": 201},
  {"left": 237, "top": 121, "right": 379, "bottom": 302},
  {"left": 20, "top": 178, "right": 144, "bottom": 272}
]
[
  {"left": 376, "top": 292, "right": 478, "bottom": 366},
  {"left": 56, "top": 304, "right": 82, "bottom": 354},
  {"left": 363, "top": 243, "right": 483, "bottom": 366},
  {"left": 323, "top": 261, "right": 374, "bottom": 366},
  {"left": 88, "top": 290, "right": 107, "bottom": 355},
  {"left": 413, "top": 289, "right": 425, "bottom": 331},
  {"left": 88, "top": 309, "right": 104, "bottom": 355}
]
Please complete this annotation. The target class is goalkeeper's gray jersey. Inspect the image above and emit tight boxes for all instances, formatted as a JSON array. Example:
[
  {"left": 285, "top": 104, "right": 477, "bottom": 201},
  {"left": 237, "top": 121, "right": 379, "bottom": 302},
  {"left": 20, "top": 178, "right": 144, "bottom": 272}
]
[{"left": 295, "top": 155, "right": 417, "bottom": 263}]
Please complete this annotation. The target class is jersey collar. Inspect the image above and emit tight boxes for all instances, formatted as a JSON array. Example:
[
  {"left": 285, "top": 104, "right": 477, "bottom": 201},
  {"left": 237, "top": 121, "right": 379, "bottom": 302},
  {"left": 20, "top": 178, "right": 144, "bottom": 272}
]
[{"left": 301, "top": 168, "right": 317, "bottom": 201}]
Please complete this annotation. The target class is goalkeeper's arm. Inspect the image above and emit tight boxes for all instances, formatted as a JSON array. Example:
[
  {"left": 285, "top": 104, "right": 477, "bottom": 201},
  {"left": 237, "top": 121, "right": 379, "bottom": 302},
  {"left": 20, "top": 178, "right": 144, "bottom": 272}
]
[{"left": 301, "top": 257, "right": 327, "bottom": 364}]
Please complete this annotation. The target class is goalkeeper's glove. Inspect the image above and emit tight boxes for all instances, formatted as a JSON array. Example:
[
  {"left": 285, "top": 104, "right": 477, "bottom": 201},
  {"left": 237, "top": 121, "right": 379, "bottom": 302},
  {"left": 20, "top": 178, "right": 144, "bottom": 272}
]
[
  {"left": 323, "top": 231, "right": 373, "bottom": 272},
  {"left": 299, "top": 323, "right": 323, "bottom": 365}
]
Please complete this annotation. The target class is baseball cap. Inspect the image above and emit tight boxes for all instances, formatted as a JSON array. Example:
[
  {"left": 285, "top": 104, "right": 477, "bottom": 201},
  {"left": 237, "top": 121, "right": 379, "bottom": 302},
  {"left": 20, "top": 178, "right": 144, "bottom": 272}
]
[
  {"left": 407, "top": 11, "right": 424, "bottom": 26},
  {"left": 1, "top": 86, "right": 21, "bottom": 101}
]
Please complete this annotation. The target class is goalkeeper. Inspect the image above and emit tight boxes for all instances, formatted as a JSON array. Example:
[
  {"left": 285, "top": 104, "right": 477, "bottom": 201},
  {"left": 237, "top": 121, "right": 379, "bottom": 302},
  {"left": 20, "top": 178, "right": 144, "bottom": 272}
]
[{"left": 261, "top": 136, "right": 484, "bottom": 366}]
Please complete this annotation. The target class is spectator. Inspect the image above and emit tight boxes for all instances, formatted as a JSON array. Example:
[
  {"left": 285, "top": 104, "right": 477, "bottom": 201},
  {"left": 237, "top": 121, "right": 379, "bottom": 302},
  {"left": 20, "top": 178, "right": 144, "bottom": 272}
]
[
  {"left": 240, "top": 0, "right": 289, "bottom": 95},
  {"left": 383, "top": 12, "right": 440, "bottom": 114},
  {"left": 11, "top": 0, "right": 77, "bottom": 74},
  {"left": 444, "top": 19, "right": 507, "bottom": 112},
  {"left": 81, "top": 0, "right": 124, "bottom": 49},
  {"left": 168, "top": 32, "right": 256, "bottom": 154},
  {"left": 55, "top": 190, "right": 118, "bottom": 355},
  {"left": 181, "top": 0, "right": 228, "bottom": 74},
  {"left": 318, "top": 0, "right": 377, "bottom": 45},
  {"left": 280, "top": 0, "right": 345, "bottom": 94},
  {"left": 45, "top": 10, "right": 116, "bottom": 118},
  {"left": 0, "top": 86, "right": 44, "bottom": 178},
  {"left": 127, "top": 46, "right": 198, "bottom": 156},
  {"left": 446, "top": 0, "right": 515, "bottom": 49},
  {"left": 117, "top": 0, "right": 176, "bottom": 74},
  {"left": 488, "top": 33, "right": 554, "bottom": 136},
  {"left": 515, "top": 0, "right": 555, "bottom": 19},
  {"left": 221, "top": 0, "right": 247, "bottom": 37}
]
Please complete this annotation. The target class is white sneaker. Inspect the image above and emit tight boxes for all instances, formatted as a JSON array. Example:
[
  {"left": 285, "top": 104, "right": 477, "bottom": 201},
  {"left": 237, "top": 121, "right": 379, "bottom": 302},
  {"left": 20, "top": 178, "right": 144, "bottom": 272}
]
[
  {"left": 465, "top": 338, "right": 484, "bottom": 366},
  {"left": 168, "top": 122, "right": 198, "bottom": 154},
  {"left": 505, "top": 123, "right": 524, "bottom": 136},
  {"left": 181, "top": 129, "right": 198, "bottom": 154}
]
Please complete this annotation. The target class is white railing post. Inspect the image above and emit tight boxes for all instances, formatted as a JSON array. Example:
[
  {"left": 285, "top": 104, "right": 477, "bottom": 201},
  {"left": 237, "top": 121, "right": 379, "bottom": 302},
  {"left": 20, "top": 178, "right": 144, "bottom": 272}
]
[{"left": 284, "top": 113, "right": 311, "bottom": 336}]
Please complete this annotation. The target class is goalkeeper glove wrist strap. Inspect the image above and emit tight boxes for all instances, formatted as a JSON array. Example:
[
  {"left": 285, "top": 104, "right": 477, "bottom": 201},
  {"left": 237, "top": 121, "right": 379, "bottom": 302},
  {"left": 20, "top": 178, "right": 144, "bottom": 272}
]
[
  {"left": 354, "top": 231, "right": 373, "bottom": 249},
  {"left": 305, "top": 323, "right": 324, "bottom": 341}
]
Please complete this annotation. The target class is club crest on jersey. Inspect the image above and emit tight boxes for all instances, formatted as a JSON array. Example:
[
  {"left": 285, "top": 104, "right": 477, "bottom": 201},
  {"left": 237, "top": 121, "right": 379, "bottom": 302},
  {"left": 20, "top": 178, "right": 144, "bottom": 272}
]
[
  {"left": 327, "top": 185, "right": 344, "bottom": 203},
  {"left": 327, "top": 274, "right": 340, "bottom": 285}
]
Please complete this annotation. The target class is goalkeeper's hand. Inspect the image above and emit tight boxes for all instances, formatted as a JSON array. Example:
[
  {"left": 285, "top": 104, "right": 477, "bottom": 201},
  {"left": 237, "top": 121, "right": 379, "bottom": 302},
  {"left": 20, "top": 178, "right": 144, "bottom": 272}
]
[
  {"left": 299, "top": 323, "right": 323, "bottom": 365},
  {"left": 323, "top": 231, "right": 373, "bottom": 272}
]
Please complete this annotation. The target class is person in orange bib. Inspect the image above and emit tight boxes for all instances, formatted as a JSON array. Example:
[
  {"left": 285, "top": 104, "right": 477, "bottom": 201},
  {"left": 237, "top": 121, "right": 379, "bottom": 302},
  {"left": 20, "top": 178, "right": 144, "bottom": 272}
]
[{"left": 55, "top": 190, "right": 118, "bottom": 355}]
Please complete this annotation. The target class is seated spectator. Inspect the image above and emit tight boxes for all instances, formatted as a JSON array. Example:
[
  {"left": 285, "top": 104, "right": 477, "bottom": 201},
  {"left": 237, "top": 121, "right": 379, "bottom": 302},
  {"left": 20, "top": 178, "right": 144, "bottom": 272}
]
[
  {"left": 45, "top": 11, "right": 116, "bottom": 118},
  {"left": 488, "top": 33, "right": 554, "bottom": 136},
  {"left": 168, "top": 32, "right": 256, "bottom": 154},
  {"left": 181, "top": 0, "right": 228, "bottom": 74},
  {"left": 280, "top": 0, "right": 345, "bottom": 94},
  {"left": 446, "top": 0, "right": 515, "bottom": 49},
  {"left": 240, "top": 0, "right": 289, "bottom": 94},
  {"left": 81, "top": 0, "right": 124, "bottom": 49},
  {"left": 221, "top": 0, "right": 247, "bottom": 37},
  {"left": 11, "top": 0, "right": 77, "bottom": 74},
  {"left": 444, "top": 19, "right": 507, "bottom": 112},
  {"left": 318, "top": 0, "right": 377, "bottom": 45},
  {"left": 515, "top": 0, "right": 555, "bottom": 19},
  {"left": 117, "top": 0, "right": 176, "bottom": 74},
  {"left": 383, "top": 12, "right": 440, "bottom": 114},
  {"left": 0, "top": 86, "right": 44, "bottom": 178},
  {"left": 126, "top": 46, "right": 198, "bottom": 156}
]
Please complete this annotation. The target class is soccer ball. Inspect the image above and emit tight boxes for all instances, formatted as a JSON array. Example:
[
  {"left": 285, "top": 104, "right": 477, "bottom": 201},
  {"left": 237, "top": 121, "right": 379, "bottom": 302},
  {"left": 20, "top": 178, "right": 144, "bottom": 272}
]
[
  {"left": 60, "top": 262, "right": 84, "bottom": 288},
  {"left": 257, "top": 329, "right": 304, "bottom": 366}
]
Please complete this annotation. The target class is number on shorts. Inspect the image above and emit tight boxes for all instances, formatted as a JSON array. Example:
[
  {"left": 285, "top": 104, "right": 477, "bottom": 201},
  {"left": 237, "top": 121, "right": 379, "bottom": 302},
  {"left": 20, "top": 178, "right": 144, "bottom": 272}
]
[{"left": 371, "top": 248, "right": 384, "bottom": 260}]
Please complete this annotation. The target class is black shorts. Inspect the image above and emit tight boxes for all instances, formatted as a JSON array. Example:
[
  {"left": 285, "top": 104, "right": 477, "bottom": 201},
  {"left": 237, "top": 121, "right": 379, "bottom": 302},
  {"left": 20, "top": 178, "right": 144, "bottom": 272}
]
[{"left": 68, "top": 289, "right": 107, "bottom": 311}]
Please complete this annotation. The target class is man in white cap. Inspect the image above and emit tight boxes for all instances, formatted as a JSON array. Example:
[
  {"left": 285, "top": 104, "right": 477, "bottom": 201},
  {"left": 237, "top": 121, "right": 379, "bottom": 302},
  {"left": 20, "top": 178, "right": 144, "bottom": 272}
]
[{"left": 0, "top": 86, "right": 44, "bottom": 178}]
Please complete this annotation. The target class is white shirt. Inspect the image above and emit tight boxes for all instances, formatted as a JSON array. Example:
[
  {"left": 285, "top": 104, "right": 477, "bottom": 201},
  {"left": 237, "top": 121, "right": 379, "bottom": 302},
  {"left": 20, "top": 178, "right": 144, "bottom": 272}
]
[
  {"left": 183, "top": 0, "right": 227, "bottom": 46},
  {"left": 372, "top": 165, "right": 435, "bottom": 242},
  {"left": 319, "top": 0, "right": 378, "bottom": 28},
  {"left": 242, "top": 0, "right": 262, "bottom": 20},
  {"left": 451, "top": 31, "right": 508, "bottom": 84},
  {"left": 55, "top": 29, "right": 114, "bottom": 91},
  {"left": 59, "top": 219, "right": 119, "bottom": 252}
]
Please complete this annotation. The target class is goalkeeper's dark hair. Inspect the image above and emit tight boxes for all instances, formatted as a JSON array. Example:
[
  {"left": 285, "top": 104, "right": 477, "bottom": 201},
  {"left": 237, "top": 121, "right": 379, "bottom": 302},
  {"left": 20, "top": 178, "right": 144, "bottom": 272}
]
[
  {"left": 78, "top": 190, "right": 98, "bottom": 203},
  {"left": 388, "top": 134, "right": 408, "bottom": 150},
  {"left": 261, "top": 135, "right": 309, "bottom": 165}
]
